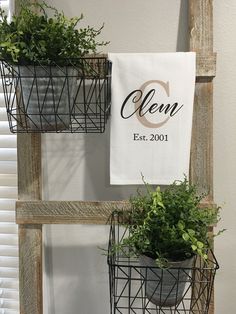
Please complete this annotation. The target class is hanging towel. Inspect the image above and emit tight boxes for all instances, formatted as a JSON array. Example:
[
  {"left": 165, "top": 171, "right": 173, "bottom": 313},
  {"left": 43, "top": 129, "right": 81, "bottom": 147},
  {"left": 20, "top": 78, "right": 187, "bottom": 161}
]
[{"left": 109, "top": 53, "right": 196, "bottom": 185}]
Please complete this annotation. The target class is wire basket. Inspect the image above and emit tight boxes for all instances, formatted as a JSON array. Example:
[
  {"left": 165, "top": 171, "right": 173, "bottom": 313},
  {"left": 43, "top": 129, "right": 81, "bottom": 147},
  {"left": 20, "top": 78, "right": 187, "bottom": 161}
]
[
  {"left": 108, "top": 211, "right": 219, "bottom": 314},
  {"left": 0, "top": 57, "right": 111, "bottom": 133}
]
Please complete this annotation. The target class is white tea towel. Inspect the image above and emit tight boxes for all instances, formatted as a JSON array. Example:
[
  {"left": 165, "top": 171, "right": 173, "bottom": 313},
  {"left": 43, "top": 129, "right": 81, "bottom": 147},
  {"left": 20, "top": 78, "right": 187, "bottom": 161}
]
[{"left": 109, "top": 53, "right": 196, "bottom": 185}]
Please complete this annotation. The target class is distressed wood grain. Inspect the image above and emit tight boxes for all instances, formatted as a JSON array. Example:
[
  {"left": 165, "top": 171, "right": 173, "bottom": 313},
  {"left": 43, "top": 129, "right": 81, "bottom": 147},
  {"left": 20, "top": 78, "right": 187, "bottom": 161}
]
[
  {"left": 17, "top": 130, "right": 42, "bottom": 314},
  {"left": 189, "top": 0, "right": 214, "bottom": 198},
  {"left": 19, "top": 225, "right": 42, "bottom": 314},
  {"left": 189, "top": 1, "right": 215, "bottom": 313},
  {"left": 196, "top": 52, "right": 216, "bottom": 77},
  {"left": 17, "top": 134, "right": 42, "bottom": 201},
  {"left": 189, "top": 0, "right": 213, "bottom": 53},
  {"left": 16, "top": 200, "right": 131, "bottom": 224},
  {"left": 190, "top": 81, "right": 213, "bottom": 198},
  {"left": 17, "top": 133, "right": 43, "bottom": 314}
]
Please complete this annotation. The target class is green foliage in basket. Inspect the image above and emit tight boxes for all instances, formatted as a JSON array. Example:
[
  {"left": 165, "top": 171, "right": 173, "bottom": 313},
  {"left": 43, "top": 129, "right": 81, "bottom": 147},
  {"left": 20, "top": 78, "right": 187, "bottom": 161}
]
[
  {"left": 114, "top": 177, "right": 223, "bottom": 267},
  {"left": 0, "top": 1, "right": 109, "bottom": 64}
]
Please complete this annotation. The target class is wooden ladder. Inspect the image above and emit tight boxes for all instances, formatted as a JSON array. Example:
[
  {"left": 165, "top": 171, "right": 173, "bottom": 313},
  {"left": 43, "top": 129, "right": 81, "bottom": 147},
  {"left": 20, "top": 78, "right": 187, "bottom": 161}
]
[{"left": 16, "top": 1, "right": 216, "bottom": 313}]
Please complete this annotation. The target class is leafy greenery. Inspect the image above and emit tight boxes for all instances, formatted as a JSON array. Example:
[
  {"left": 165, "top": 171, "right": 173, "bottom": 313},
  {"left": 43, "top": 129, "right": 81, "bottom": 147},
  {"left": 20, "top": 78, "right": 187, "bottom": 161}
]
[
  {"left": 114, "top": 177, "right": 223, "bottom": 267},
  {"left": 0, "top": 1, "right": 109, "bottom": 64}
]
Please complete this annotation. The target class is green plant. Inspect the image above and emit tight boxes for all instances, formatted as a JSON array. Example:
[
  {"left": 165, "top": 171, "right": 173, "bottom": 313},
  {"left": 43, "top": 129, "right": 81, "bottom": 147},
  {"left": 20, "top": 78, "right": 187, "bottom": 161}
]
[
  {"left": 0, "top": 1, "right": 109, "bottom": 64},
  {"left": 114, "top": 177, "right": 223, "bottom": 267}
]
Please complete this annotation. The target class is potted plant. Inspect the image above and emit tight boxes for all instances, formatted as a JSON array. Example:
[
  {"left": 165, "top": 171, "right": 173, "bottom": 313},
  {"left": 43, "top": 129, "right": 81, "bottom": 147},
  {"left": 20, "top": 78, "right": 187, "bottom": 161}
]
[
  {"left": 110, "top": 177, "right": 222, "bottom": 307},
  {"left": 0, "top": 1, "right": 108, "bottom": 130}
]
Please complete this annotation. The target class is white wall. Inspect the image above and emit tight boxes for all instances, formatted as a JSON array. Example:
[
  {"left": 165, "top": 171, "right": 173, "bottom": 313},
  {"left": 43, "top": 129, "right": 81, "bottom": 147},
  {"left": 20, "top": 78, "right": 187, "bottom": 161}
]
[
  {"left": 214, "top": 1, "right": 236, "bottom": 313},
  {"left": 41, "top": 1, "right": 235, "bottom": 313}
]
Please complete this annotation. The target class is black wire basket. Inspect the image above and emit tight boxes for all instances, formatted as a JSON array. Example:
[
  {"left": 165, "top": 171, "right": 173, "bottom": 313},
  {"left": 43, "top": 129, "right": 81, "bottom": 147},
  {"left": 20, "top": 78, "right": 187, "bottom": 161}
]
[
  {"left": 108, "top": 211, "right": 219, "bottom": 314},
  {"left": 0, "top": 57, "right": 111, "bottom": 133}
]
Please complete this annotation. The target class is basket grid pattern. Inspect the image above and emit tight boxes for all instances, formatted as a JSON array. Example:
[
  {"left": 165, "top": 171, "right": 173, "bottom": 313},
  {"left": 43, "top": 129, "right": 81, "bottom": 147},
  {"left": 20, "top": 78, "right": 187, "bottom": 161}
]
[
  {"left": 0, "top": 57, "right": 111, "bottom": 133},
  {"left": 108, "top": 212, "right": 219, "bottom": 314}
]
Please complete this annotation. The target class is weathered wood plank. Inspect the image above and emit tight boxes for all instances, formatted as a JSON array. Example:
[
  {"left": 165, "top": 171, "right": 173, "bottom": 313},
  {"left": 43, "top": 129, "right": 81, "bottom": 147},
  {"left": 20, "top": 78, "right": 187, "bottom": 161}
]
[
  {"left": 190, "top": 81, "right": 213, "bottom": 197},
  {"left": 17, "top": 135, "right": 42, "bottom": 314},
  {"left": 189, "top": 1, "right": 215, "bottom": 313},
  {"left": 189, "top": 0, "right": 214, "bottom": 199},
  {"left": 15, "top": 200, "right": 216, "bottom": 225},
  {"left": 17, "top": 134, "right": 42, "bottom": 200},
  {"left": 196, "top": 52, "right": 216, "bottom": 78},
  {"left": 16, "top": 200, "right": 131, "bottom": 224},
  {"left": 189, "top": 0, "right": 213, "bottom": 52},
  {"left": 19, "top": 225, "right": 42, "bottom": 314}
]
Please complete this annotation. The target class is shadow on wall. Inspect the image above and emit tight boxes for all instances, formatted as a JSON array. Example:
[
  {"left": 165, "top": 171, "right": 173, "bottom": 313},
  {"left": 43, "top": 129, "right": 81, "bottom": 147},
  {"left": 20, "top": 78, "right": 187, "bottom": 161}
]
[
  {"left": 44, "top": 225, "right": 110, "bottom": 314},
  {"left": 83, "top": 122, "right": 147, "bottom": 201},
  {"left": 42, "top": 133, "right": 86, "bottom": 200},
  {"left": 177, "top": 0, "right": 189, "bottom": 52}
]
